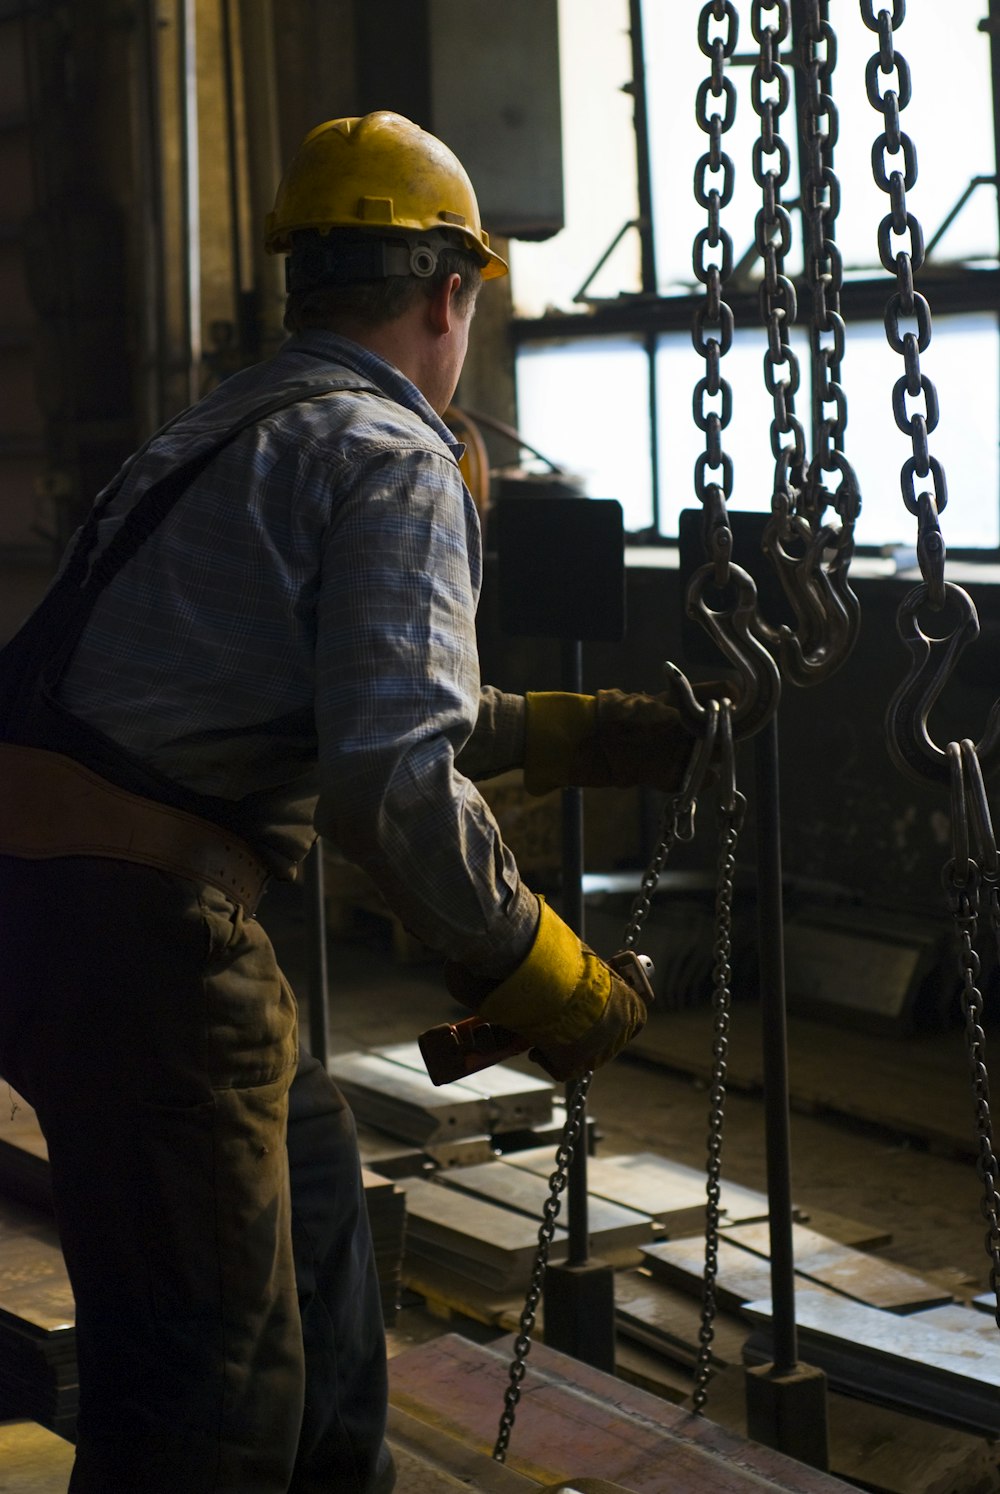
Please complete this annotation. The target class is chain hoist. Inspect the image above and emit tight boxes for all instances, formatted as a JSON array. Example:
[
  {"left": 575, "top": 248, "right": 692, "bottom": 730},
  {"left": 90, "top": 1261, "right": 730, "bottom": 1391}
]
[{"left": 862, "top": 0, "right": 1000, "bottom": 1321}]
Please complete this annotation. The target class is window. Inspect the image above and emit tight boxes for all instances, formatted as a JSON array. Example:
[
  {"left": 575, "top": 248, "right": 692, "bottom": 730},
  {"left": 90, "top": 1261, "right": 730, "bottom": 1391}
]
[{"left": 511, "top": 3, "right": 1000, "bottom": 551}]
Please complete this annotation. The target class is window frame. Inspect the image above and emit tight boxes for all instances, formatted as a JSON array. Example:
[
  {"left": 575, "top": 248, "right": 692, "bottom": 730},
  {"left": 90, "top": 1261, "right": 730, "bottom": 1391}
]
[{"left": 509, "top": 0, "right": 1000, "bottom": 561}]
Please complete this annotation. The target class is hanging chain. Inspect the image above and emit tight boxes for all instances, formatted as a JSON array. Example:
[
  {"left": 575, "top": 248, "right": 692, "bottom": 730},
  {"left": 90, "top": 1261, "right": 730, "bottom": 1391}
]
[
  {"left": 863, "top": 0, "right": 1000, "bottom": 1321},
  {"left": 798, "top": 0, "right": 860, "bottom": 537},
  {"left": 493, "top": 712, "right": 723, "bottom": 1462},
  {"left": 692, "top": 0, "right": 739, "bottom": 582},
  {"left": 492, "top": 1070, "right": 592, "bottom": 1463},
  {"left": 945, "top": 742, "right": 1000, "bottom": 1323},
  {"left": 746, "top": 0, "right": 860, "bottom": 684},
  {"left": 749, "top": 0, "right": 805, "bottom": 517},
  {"left": 861, "top": 0, "right": 945, "bottom": 606},
  {"left": 692, "top": 708, "right": 745, "bottom": 1413}
]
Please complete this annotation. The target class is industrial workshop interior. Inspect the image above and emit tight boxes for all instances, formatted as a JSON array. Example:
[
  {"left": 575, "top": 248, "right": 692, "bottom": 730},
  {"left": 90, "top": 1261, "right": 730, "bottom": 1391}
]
[{"left": 7, "top": 0, "right": 1000, "bottom": 1490}]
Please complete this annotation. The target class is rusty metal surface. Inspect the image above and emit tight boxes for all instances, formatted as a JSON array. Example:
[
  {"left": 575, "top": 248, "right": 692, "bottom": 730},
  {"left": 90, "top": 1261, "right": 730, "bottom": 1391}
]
[{"left": 389, "top": 1332, "right": 857, "bottom": 1493}]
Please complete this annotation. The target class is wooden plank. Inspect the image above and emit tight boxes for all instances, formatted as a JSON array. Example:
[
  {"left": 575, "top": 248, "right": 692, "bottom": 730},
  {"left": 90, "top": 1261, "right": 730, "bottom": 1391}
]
[
  {"left": 503, "top": 1148, "right": 774, "bottom": 1234},
  {"left": 722, "top": 1221, "right": 951, "bottom": 1313},
  {"left": 435, "top": 1161, "right": 653, "bottom": 1264},
  {"left": 743, "top": 1290, "right": 1000, "bottom": 1438},
  {"left": 389, "top": 1331, "right": 858, "bottom": 1492}
]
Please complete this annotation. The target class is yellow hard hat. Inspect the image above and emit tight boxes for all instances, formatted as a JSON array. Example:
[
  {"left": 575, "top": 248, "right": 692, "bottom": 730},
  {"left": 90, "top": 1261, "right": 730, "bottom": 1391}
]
[{"left": 265, "top": 111, "right": 508, "bottom": 280}]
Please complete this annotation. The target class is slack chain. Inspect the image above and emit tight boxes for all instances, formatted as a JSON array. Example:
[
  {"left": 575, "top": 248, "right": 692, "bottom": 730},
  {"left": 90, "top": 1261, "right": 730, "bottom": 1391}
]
[
  {"left": 693, "top": 710, "right": 745, "bottom": 1413},
  {"left": 945, "top": 858, "right": 1000, "bottom": 1325},
  {"left": 493, "top": 715, "right": 722, "bottom": 1461},
  {"left": 492, "top": 1072, "right": 592, "bottom": 1463}
]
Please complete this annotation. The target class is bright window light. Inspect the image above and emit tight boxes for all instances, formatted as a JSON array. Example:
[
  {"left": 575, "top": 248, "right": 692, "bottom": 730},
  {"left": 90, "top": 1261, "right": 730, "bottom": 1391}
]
[
  {"left": 515, "top": 338, "right": 653, "bottom": 532},
  {"left": 655, "top": 313, "right": 999, "bottom": 549},
  {"left": 508, "top": 0, "right": 639, "bottom": 317}
]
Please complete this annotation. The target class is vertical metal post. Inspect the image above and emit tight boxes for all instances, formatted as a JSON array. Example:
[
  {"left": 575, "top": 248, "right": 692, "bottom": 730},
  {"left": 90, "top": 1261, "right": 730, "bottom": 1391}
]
[
  {"left": 178, "top": 0, "right": 201, "bottom": 406},
  {"left": 745, "top": 715, "right": 829, "bottom": 1470},
  {"left": 560, "top": 638, "right": 588, "bottom": 1267},
  {"left": 304, "top": 838, "right": 331, "bottom": 1067},
  {"left": 543, "top": 638, "right": 615, "bottom": 1373},
  {"left": 627, "top": 0, "right": 658, "bottom": 295},
  {"left": 753, "top": 715, "right": 797, "bottom": 1373}
]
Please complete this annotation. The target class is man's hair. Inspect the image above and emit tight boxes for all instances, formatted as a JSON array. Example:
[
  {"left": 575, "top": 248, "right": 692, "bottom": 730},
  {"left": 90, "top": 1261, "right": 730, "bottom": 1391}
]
[{"left": 283, "top": 236, "right": 482, "bottom": 335}]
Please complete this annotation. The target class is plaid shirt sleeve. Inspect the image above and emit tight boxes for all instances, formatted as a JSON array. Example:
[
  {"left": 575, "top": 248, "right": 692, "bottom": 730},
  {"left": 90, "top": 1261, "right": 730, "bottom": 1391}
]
[{"left": 314, "top": 439, "right": 539, "bottom": 978}]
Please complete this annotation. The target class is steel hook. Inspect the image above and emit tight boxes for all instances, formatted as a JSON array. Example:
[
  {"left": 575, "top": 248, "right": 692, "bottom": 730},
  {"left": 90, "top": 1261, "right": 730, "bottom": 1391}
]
[
  {"left": 885, "top": 582, "right": 1000, "bottom": 786},
  {"left": 961, "top": 738, "right": 999, "bottom": 881},
  {"left": 760, "top": 511, "right": 861, "bottom": 686},
  {"left": 664, "top": 562, "right": 781, "bottom": 741}
]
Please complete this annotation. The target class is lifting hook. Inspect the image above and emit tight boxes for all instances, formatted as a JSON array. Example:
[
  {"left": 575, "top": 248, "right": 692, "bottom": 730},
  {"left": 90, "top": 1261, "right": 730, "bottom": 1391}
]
[
  {"left": 886, "top": 582, "right": 1000, "bottom": 786},
  {"left": 665, "top": 562, "right": 781, "bottom": 741},
  {"left": 759, "top": 510, "right": 861, "bottom": 687}
]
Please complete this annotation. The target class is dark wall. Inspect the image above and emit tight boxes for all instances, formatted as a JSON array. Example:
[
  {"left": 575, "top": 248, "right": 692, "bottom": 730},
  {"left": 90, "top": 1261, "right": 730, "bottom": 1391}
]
[{"left": 477, "top": 549, "right": 1000, "bottom": 926}]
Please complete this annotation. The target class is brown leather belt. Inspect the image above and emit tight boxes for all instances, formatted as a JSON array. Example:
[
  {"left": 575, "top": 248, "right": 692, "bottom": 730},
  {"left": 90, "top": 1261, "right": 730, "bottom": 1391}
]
[{"left": 0, "top": 743, "right": 270, "bottom": 912}]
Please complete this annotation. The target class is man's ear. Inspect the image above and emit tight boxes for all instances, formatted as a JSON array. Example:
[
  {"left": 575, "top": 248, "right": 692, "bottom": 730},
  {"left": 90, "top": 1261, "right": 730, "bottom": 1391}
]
[{"left": 426, "top": 272, "right": 463, "bottom": 336}]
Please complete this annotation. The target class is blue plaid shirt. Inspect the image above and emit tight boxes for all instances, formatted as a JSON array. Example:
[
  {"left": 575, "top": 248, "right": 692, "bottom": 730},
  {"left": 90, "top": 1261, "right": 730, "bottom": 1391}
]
[{"left": 58, "top": 332, "right": 538, "bottom": 976}]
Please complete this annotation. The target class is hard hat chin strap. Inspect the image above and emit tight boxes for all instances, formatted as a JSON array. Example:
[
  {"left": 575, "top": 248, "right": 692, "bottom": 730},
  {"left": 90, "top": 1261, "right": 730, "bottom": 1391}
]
[{"left": 285, "top": 231, "right": 450, "bottom": 292}]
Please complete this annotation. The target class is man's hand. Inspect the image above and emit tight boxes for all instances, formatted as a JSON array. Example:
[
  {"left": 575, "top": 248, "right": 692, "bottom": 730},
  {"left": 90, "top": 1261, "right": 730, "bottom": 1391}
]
[
  {"left": 445, "top": 900, "right": 648, "bottom": 1083},
  {"left": 523, "top": 685, "right": 734, "bottom": 796}
]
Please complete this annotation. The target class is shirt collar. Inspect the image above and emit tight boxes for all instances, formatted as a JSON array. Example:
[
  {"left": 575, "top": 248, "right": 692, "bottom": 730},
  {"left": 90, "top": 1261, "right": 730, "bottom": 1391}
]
[{"left": 283, "top": 331, "right": 465, "bottom": 460}]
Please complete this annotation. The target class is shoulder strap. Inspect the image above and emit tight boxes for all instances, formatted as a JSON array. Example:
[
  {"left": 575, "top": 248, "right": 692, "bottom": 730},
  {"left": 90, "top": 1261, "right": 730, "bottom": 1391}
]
[{"left": 1, "top": 372, "right": 379, "bottom": 731}]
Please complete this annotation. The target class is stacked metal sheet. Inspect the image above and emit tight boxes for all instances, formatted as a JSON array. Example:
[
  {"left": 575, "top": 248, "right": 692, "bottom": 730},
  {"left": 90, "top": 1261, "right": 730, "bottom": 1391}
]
[
  {"left": 0, "top": 1197, "right": 77, "bottom": 1439},
  {"left": 361, "top": 1168, "right": 406, "bottom": 1325}
]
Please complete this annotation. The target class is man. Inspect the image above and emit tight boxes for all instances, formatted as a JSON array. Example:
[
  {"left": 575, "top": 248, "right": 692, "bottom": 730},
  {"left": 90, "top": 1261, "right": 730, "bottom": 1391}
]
[{"left": 0, "top": 113, "right": 697, "bottom": 1492}]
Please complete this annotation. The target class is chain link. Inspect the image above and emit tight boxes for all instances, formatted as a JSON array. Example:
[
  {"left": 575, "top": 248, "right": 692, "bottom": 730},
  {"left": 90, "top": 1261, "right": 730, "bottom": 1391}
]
[
  {"left": 692, "top": 0, "right": 739, "bottom": 579},
  {"left": 749, "top": 1, "right": 806, "bottom": 507},
  {"left": 861, "top": 0, "right": 946, "bottom": 599},
  {"left": 944, "top": 855, "right": 1000, "bottom": 1324},
  {"left": 692, "top": 763, "right": 746, "bottom": 1413},
  {"left": 492, "top": 1072, "right": 592, "bottom": 1462},
  {"left": 946, "top": 742, "right": 1000, "bottom": 1323},
  {"left": 798, "top": 0, "right": 859, "bottom": 533},
  {"left": 493, "top": 710, "right": 728, "bottom": 1456}
]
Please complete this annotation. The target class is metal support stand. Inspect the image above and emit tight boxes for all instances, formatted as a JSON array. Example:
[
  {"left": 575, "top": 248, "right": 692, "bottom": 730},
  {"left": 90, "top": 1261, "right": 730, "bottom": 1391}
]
[
  {"left": 745, "top": 716, "right": 829, "bottom": 1469},
  {"left": 543, "top": 638, "right": 616, "bottom": 1373},
  {"left": 304, "top": 836, "right": 331, "bottom": 1067}
]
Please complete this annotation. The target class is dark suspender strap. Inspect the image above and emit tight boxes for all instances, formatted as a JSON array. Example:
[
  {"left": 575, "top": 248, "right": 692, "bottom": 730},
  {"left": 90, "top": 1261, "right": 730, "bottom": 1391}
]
[{"left": 0, "top": 372, "right": 380, "bottom": 732}]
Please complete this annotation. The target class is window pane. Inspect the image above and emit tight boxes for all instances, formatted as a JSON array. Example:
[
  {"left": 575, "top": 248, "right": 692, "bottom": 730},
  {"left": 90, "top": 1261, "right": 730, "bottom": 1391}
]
[
  {"left": 655, "top": 326, "right": 812, "bottom": 536},
  {"left": 833, "top": 3, "right": 998, "bottom": 271},
  {"left": 644, "top": 2, "right": 802, "bottom": 294},
  {"left": 515, "top": 339, "right": 653, "bottom": 532},
  {"left": 509, "top": 0, "right": 640, "bottom": 317},
  {"left": 845, "top": 314, "right": 999, "bottom": 549},
  {"left": 655, "top": 313, "right": 999, "bottom": 550}
]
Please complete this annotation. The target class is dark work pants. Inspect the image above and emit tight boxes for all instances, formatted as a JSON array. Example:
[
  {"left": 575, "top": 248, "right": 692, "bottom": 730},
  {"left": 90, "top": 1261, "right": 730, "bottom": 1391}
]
[{"left": 0, "top": 855, "right": 394, "bottom": 1494}]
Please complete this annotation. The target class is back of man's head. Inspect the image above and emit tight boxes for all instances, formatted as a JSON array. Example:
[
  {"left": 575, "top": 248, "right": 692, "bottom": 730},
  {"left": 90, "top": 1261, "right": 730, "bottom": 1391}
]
[{"left": 265, "top": 112, "right": 505, "bottom": 335}]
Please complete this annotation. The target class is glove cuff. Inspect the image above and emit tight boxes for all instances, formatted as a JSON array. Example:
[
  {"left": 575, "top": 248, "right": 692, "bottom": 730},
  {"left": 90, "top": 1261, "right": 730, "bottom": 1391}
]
[
  {"left": 477, "top": 899, "right": 611, "bottom": 1045},
  {"left": 523, "top": 691, "right": 603, "bottom": 796}
]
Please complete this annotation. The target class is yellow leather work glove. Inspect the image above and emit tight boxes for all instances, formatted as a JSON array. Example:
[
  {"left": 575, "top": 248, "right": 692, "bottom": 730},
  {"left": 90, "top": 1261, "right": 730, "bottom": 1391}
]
[
  {"left": 445, "top": 900, "right": 647, "bottom": 1082},
  {"left": 523, "top": 689, "right": 697, "bottom": 797}
]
